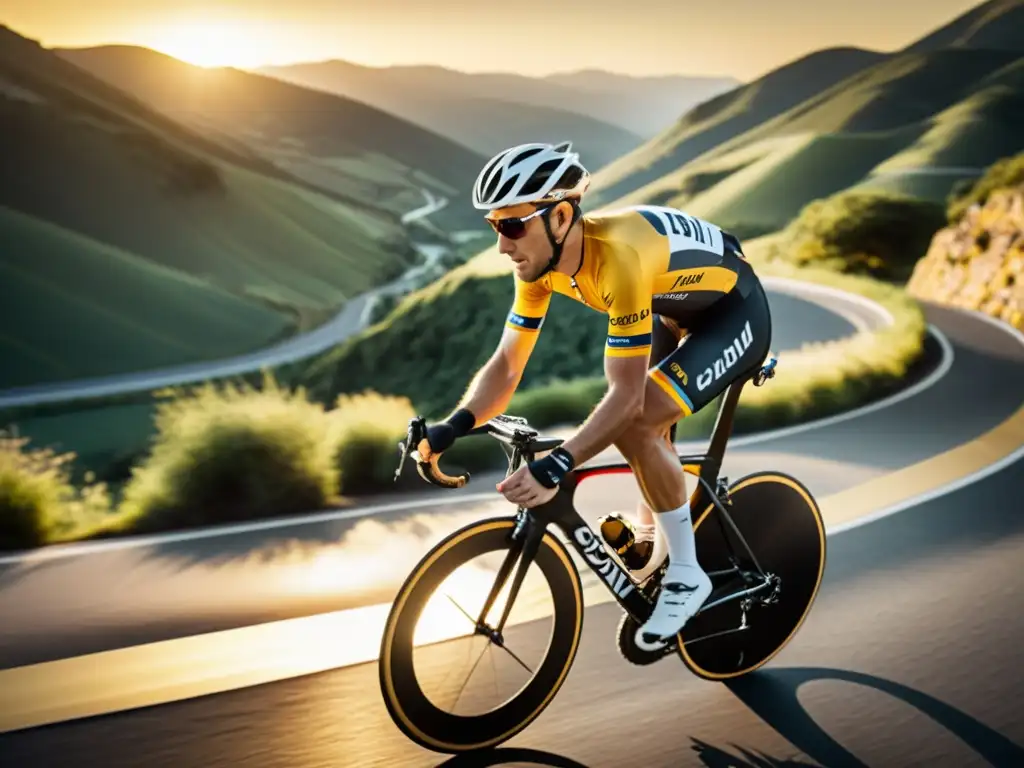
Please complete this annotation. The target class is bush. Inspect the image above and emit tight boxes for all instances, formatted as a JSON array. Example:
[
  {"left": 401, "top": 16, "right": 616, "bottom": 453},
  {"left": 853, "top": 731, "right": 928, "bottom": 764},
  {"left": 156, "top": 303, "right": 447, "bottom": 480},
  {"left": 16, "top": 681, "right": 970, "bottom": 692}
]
[
  {"left": 776, "top": 190, "right": 946, "bottom": 281},
  {"left": 117, "top": 375, "right": 339, "bottom": 533},
  {"left": 947, "top": 150, "right": 1024, "bottom": 222},
  {"left": 0, "top": 433, "right": 111, "bottom": 550},
  {"left": 329, "top": 391, "right": 417, "bottom": 494}
]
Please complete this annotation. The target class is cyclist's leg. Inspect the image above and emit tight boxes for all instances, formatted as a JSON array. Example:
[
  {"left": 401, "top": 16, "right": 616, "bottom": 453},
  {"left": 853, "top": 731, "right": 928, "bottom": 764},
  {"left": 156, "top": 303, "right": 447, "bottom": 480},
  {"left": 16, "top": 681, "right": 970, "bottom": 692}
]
[
  {"left": 628, "top": 280, "right": 773, "bottom": 640},
  {"left": 606, "top": 315, "right": 681, "bottom": 575}
]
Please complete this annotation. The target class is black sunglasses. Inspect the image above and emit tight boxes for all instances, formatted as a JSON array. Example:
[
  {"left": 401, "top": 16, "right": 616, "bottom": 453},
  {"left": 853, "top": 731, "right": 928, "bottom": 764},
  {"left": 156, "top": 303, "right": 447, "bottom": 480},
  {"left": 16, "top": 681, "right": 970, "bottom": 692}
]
[{"left": 486, "top": 205, "right": 553, "bottom": 240}]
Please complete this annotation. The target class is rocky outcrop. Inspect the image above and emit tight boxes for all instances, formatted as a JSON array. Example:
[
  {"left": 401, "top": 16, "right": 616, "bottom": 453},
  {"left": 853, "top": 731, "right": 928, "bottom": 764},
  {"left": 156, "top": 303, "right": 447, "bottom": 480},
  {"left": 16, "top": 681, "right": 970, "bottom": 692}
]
[{"left": 907, "top": 185, "right": 1024, "bottom": 330}]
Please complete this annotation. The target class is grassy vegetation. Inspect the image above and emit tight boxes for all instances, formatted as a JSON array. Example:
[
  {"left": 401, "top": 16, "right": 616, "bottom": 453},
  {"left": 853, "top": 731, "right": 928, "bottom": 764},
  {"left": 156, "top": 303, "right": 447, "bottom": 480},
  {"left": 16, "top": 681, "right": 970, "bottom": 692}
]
[
  {"left": 0, "top": 378, "right": 422, "bottom": 550},
  {"left": 587, "top": 47, "right": 887, "bottom": 208},
  {"left": 0, "top": 433, "right": 114, "bottom": 549},
  {"left": 0, "top": 206, "right": 292, "bottom": 388},
  {"left": 1, "top": 25, "right": 424, "bottom": 387},
  {"left": 763, "top": 189, "right": 948, "bottom": 281},
  {"left": 615, "top": 129, "right": 922, "bottom": 238}
]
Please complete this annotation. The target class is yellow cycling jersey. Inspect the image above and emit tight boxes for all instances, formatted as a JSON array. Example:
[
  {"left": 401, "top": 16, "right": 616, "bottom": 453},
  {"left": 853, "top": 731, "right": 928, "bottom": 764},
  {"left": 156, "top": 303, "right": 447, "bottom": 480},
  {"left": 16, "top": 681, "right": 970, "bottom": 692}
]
[{"left": 505, "top": 204, "right": 756, "bottom": 361}]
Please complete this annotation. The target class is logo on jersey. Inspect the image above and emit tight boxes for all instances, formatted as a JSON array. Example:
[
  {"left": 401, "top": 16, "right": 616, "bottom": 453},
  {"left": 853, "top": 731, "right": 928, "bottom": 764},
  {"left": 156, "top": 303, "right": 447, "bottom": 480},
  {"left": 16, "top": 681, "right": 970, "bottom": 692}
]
[
  {"left": 697, "top": 321, "right": 754, "bottom": 391},
  {"left": 670, "top": 272, "right": 704, "bottom": 290},
  {"left": 653, "top": 292, "right": 690, "bottom": 301},
  {"left": 610, "top": 308, "right": 650, "bottom": 326},
  {"left": 634, "top": 205, "right": 723, "bottom": 257},
  {"left": 669, "top": 362, "right": 688, "bottom": 385}
]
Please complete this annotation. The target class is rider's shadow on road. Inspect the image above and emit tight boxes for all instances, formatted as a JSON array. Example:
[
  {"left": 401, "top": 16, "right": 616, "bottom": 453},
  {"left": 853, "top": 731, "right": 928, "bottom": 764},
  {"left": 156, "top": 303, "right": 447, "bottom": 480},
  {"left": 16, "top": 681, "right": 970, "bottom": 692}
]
[
  {"left": 436, "top": 746, "right": 590, "bottom": 768},
  {"left": 723, "top": 666, "right": 1024, "bottom": 768}
]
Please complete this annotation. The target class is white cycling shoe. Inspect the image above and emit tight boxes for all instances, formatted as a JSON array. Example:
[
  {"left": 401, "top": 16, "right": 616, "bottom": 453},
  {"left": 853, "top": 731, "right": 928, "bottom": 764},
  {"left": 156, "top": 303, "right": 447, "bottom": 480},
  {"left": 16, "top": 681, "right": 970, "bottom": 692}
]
[{"left": 639, "top": 562, "right": 713, "bottom": 644}]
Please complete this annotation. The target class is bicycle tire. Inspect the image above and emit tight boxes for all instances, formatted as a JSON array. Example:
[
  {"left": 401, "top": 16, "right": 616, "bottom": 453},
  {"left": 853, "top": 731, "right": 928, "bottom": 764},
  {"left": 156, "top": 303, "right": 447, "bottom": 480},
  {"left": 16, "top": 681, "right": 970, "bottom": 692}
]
[
  {"left": 676, "top": 471, "right": 826, "bottom": 680},
  {"left": 379, "top": 516, "right": 584, "bottom": 754}
]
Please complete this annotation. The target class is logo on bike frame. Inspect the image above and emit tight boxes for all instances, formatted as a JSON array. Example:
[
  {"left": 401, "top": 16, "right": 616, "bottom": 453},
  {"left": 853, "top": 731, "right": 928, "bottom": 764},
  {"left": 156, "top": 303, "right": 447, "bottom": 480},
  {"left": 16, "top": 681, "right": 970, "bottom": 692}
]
[{"left": 572, "top": 525, "right": 635, "bottom": 599}]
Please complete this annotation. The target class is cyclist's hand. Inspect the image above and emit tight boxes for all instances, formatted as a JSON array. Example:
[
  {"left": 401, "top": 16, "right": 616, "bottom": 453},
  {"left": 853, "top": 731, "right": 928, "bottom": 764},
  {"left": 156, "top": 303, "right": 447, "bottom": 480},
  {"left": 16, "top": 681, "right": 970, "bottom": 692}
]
[{"left": 417, "top": 422, "right": 456, "bottom": 462}]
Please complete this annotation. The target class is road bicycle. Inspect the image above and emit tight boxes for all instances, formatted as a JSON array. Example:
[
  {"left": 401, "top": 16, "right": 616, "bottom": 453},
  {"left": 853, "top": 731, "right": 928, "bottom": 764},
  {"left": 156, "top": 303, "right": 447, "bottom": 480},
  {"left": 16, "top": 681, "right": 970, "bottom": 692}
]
[{"left": 378, "top": 356, "right": 827, "bottom": 754}]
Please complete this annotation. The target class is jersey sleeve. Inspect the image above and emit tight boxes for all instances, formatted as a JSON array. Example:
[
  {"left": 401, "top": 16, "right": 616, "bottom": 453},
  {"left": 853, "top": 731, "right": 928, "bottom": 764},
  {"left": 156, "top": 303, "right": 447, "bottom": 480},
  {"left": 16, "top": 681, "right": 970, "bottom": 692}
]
[
  {"left": 602, "top": 255, "right": 653, "bottom": 360},
  {"left": 501, "top": 272, "right": 552, "bottom": 368}
]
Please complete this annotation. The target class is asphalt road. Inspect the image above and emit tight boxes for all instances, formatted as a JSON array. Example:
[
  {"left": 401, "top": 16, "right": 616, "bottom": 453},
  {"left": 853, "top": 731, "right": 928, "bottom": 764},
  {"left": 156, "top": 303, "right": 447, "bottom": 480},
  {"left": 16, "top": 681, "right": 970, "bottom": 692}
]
[{"left": 3, "top": 454, "right": 1020, "bottom": 767}]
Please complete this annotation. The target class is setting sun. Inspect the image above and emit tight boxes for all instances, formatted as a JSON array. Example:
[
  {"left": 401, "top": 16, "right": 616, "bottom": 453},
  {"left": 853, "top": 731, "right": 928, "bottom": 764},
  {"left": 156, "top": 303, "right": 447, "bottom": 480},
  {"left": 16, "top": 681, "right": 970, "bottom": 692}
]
[{"left": 144, "top": 19, "right": 278, "bottom": 69}]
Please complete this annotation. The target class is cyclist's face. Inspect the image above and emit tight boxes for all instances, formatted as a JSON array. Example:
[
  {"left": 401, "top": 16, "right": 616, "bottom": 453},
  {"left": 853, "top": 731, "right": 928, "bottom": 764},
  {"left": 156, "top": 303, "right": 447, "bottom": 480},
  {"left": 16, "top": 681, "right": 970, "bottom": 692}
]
[{"left": 487, "top": 203, "right": 556, "bottom": 282}]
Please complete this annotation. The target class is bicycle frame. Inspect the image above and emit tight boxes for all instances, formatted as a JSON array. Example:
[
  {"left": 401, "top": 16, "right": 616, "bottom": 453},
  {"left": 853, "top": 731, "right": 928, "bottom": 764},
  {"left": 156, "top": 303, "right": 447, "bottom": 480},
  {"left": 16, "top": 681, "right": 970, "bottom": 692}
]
[{"left": 466, "top": 360, "right": 778, "bottom": 638}]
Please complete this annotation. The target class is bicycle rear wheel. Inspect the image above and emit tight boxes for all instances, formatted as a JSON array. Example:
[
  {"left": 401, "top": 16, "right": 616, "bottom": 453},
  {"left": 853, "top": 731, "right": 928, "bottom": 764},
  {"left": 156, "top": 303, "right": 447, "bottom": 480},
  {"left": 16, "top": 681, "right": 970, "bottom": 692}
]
[
  {"left": 379, "top": 516, "right": 584, "bottom": 754},
  {"left": 676, "top": 471, "right": 826, "bottom": 680}
]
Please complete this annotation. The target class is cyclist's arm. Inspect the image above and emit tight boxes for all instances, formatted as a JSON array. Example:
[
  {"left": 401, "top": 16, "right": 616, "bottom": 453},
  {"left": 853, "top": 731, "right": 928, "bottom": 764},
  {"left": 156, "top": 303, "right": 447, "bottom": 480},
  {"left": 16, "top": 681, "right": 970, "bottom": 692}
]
[
  {"left": 559, "top": 260, "right": 652, "bottom": 467},
  {"left": 448, "top": 276, "right": 551, "bottom": 427}
]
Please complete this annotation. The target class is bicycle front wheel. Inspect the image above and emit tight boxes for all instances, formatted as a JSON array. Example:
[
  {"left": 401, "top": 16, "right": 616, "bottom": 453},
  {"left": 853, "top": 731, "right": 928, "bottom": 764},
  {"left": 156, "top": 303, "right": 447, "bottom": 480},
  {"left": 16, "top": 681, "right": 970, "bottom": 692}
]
[{"left": 379, "top": 516, "right": 584, "bottom": 754}]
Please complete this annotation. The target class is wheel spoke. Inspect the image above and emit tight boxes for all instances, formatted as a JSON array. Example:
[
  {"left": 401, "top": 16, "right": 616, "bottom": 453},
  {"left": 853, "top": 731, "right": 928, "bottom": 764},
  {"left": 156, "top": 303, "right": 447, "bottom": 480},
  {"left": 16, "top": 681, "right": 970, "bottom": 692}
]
[
  {"left": 448, "top": 637, "right": 492, "bottom": 714},
  {"left": 495, "top": 640, "right": 535, "bottom": 675},
  {"left": 445, "top": 593, "right": 480, "bottom": 629}
]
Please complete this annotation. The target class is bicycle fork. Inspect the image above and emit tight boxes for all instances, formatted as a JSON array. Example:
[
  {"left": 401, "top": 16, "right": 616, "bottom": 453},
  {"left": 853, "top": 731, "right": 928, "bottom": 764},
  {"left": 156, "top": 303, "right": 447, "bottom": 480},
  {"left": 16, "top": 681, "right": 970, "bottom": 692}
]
[{"left": 471, "top": 509, "right": 544, "bottom": 644}]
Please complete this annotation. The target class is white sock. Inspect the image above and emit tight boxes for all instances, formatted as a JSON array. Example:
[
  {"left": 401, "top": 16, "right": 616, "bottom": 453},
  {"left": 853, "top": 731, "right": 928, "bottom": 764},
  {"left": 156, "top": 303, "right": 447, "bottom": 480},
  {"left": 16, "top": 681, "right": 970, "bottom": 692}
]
[{"left": 653, "top": 501, "right": 697, "bottom": 569}]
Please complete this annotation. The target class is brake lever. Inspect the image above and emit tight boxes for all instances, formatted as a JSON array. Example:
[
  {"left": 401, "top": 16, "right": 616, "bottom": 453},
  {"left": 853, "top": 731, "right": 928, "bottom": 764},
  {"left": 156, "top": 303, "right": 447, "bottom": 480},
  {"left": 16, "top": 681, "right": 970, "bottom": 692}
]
[{"left": 394, "top": 416, "right": 427, "bottom": 482}]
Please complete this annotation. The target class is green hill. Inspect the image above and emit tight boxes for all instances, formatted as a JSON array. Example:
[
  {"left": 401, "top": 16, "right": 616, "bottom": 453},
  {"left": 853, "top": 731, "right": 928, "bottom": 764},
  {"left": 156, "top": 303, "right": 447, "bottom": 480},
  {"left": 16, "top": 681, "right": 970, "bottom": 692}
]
[
  {"left": 303, "top": 251, "right": 609, "bottom": 417},
  {"left": 0, "top": 25, "right": 421, "bottom": 387},
  {"left": 56, "top": 44, "right": 489, "bottom": 232},
  {"left": 0, "top": 207, "right": 291, "bottom": 389},
  {"left": 589, "top": 0, "right": 1024, "bottom": 238},
  {"left": 586, "top": 47, "right": 888, "bottom": 209}
]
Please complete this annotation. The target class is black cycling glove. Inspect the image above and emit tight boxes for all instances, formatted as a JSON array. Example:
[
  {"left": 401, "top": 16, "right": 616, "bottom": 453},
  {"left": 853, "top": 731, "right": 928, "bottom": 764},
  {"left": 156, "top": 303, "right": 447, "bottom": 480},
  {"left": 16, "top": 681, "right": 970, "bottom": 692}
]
[
  {"left": 424, "top": 408, "right": 476, "bottom": 454},
  {"left": 527, "top": 446, "right": 576, "bottom": 489}
]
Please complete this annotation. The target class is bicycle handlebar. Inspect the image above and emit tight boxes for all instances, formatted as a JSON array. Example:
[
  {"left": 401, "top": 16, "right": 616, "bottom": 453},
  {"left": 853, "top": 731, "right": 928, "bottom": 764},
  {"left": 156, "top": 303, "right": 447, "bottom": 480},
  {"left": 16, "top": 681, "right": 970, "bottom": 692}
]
[{"left": 394, "top": 416, "right": 472, "bottom": 488}]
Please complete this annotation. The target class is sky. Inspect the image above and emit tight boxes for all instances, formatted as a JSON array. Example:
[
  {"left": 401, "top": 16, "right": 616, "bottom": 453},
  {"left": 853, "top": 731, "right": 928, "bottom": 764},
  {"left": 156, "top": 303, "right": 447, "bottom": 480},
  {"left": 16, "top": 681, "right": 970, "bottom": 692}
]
[{"left": 3, "top": 0, "right": 985, "bottom": 80}]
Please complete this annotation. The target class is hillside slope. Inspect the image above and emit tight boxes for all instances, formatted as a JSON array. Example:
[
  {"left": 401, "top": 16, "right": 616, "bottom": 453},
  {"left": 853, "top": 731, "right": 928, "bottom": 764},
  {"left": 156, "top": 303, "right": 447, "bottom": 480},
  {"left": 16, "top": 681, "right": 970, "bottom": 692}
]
[
  {"left": 0, "top": 207, "right": 292, "bottom": 389},
  {"left": 0, "top": 25, "right": 419, "bottom": 387},
  {"left": 590, "top": 0, "right": 1024, "bottom": 238},
  {"left": 586, "top": 47, "right": 887, "bottom": 209},
  {"left": 256, "top": 60, "right": 738, "bottom": 147},
  {"left": 57, "top": 44, "right": 488, "bottom": 231}
]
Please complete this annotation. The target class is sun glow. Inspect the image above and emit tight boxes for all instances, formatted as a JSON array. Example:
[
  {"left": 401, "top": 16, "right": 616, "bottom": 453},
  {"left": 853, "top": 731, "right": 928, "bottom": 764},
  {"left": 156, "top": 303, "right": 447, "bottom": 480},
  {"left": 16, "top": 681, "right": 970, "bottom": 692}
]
[{"left": 145, "top": 19, "right": 278, "bottom": 69}]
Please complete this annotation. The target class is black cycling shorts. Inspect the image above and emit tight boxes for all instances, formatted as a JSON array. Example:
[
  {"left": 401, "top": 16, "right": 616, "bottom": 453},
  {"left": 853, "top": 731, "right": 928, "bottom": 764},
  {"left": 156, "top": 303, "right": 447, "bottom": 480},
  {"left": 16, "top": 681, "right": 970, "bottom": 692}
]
[{"left": 648, "top": 269, "right": 772, "bottom": 421}]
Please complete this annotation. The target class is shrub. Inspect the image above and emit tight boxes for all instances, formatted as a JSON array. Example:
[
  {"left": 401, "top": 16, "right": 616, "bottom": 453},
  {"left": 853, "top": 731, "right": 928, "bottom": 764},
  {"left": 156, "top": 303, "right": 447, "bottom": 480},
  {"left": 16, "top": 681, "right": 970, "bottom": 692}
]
[
  {"left": 117, "top": 375, "right": 339, "bottom": 532},
  {"left": 0, "top": 433, "right": 111, "bottom": 550},
  {"left": 329, "top": 391, "right": 417, "bottom": 495},
  {"left": 776, "top": 190, "right": 946, "bottom": 281}
]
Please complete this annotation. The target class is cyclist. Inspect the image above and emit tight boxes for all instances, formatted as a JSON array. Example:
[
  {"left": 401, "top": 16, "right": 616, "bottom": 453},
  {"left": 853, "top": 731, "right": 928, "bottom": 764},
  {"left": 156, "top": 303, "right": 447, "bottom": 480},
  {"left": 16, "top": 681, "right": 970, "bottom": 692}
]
[{"left": 417, "top": 141, "right": 773, "bottom": 643}]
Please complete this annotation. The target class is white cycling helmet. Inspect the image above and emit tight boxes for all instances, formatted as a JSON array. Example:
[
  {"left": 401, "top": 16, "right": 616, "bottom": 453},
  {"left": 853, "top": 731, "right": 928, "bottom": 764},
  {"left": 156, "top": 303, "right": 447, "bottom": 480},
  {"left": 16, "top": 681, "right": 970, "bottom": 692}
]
[{"left": 472, "top": 141, "right": 591, "bottom": 211}]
